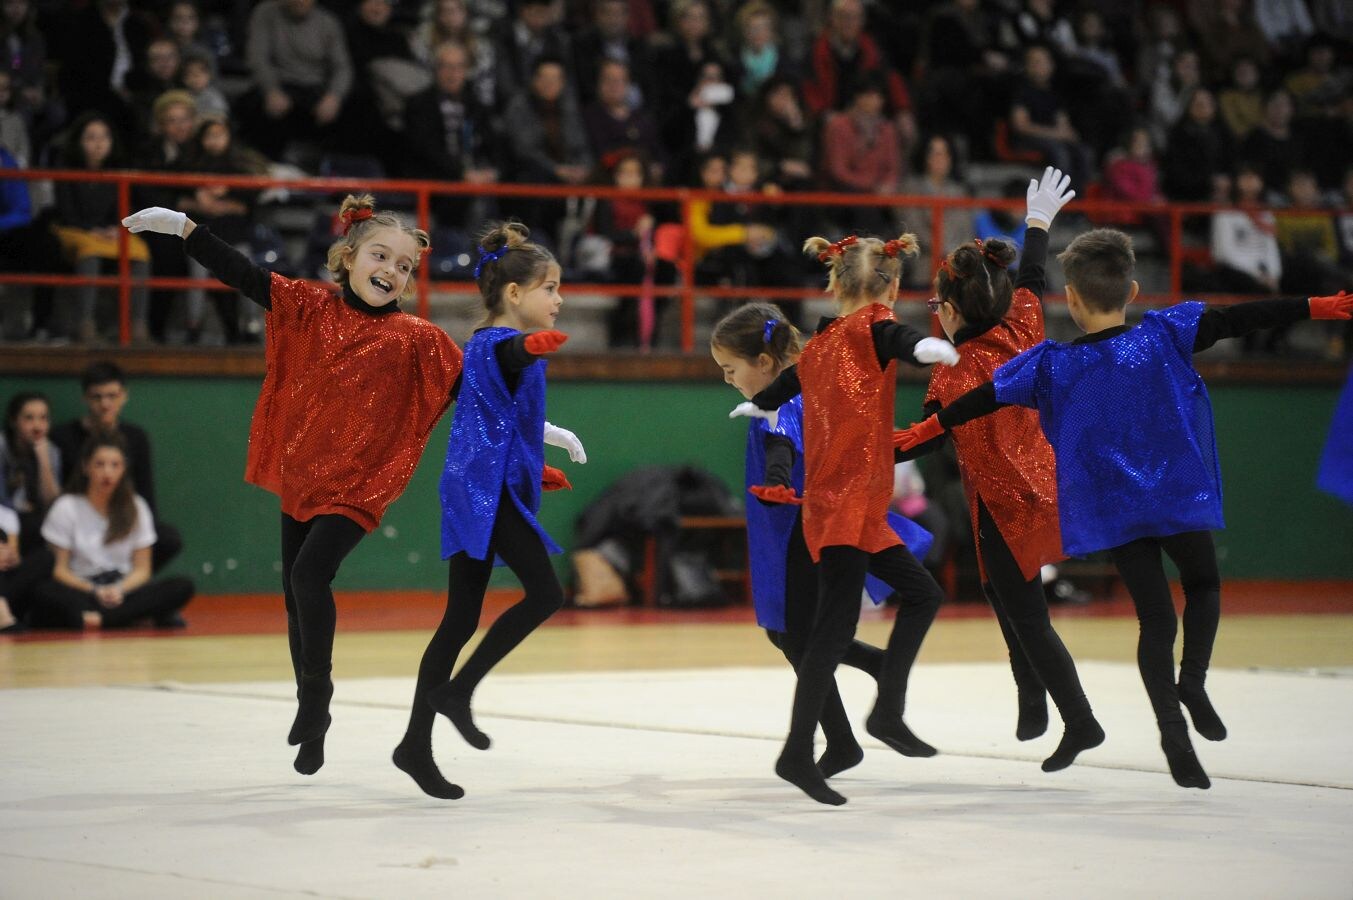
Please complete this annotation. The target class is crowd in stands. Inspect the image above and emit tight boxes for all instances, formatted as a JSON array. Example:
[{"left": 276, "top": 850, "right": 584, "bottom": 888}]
[
  {"left": 1, "top": 362, "right": 194, "bottom": 633},
  {"left": 0, "top": 0, "right": 1349, "bottom": 351}
]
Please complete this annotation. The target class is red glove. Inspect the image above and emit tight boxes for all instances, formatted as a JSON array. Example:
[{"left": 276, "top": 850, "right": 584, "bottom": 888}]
[
  {"left": 542, "top": 464, "right": 572, "bottom": 491},
  {"left": 892, "top": 415, "right": 945, "bottom": 452},
  {"left": 749, "top": 484, "right": 803, "bottom": 505},
  {"left": 524, "top": 330, "right": 569, "bottom": 355},
  {"left": 1310, "top": 291, "right": 1353, "bottom": 320}
]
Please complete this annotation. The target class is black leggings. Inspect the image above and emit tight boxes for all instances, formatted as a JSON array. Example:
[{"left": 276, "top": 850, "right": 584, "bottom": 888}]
[
  {"left": 768, "top": 515, "right": 884, "bottom": 745},
  {"left": 31, "top": 576, "right": 194, "bottom": 629},
  {"left": 1107, "top": 530, "right": 1221, "bottom": 728},
  {"left": 280, "top": 512, "right": 368, "bottom": 682},
  {"left": 784, "top": 540, "right": 942, "bottom": 754},
  {"left": 977, "top": 500, "right": 1093, "bottom": 725},
  {"left": 403, "top": 489, "right": 565, "bottom": 744}
]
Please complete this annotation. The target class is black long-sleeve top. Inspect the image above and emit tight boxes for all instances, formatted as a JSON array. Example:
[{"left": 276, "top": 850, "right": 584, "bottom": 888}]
[
  {"left": 183, "top": 223, "right": 541, "bottom": 400},
  {"left": 750, "top": 315, "right": 935, "bottom": 411},
  {"left": 935, "top": 297, "right": 1315, "bottom": 430}
]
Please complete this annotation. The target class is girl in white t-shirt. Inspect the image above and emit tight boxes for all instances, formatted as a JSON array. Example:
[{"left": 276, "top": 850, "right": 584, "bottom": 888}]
[{"left": 34, "top": 434, "right": 194, "bottom": 630}]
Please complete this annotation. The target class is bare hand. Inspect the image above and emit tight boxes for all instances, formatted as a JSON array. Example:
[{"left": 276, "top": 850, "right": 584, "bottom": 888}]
[
  {"left": 314, "top": 93, "right": 342, "bottom": 125},
  {"left": 0, "top": 544, "right": 19, "bottom": 571},
  {"left": 94, "top": 585, "right": 124, "bottom": 608},
  {"left": 746, "top": 224, "right": 776, "bottom": 248},
  {"left": 264, "top": 89, "right": 292, "bottom": 118}
]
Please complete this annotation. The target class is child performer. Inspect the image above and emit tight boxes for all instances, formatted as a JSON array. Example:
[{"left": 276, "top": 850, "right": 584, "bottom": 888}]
[
  {"left": 896, "top": 230, "right": 1352, "bottom": 789},
  {"left": 899, "top": 168, "right": 1104, "bottom": 771},
  {"left": 397, "top": 222, "right": 585, "bottom": 800},
  {"left": 123, "top": 197, "right": 464, "bottom": 777},
  {"left": 732, "top": 233, "right": 959, "bottom": 805},
  {"left": 712, "top": 302, "right": 935, "bottom": 780}
]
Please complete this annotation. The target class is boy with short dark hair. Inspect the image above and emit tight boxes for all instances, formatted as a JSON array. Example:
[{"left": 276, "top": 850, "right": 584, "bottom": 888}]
[{"left": 896, "top": 227, "right": 1351, "bottom": 790}]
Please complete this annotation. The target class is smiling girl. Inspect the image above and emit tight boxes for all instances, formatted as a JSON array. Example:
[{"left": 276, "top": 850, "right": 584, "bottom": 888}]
[
  {"left": 122, "top": 195, "right": 464, "bottom": 777},
  {"left": 397, "top": 221, "right": 586, "bottom": 800}
]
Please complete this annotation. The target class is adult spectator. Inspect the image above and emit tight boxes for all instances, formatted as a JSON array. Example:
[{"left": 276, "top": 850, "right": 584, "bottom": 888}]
[
  {"left": 573, "top": 0, "right": 652, "bottom": 108},
  {"left": 0, "top": 141, "right": 63, "bottom": 341},
  {"left": 52, "top": 0, "right": 155, "bottom": 138},
  {"left": 801, "top": 0, "right": 914, "bottom": 157},
  {"left": 1188, "top": 0, "right": 1269, "bottom": 82},
  {"left": 34, "top": 433, "right": 194, "bottom": 630},
  {"left": 1210, "top": 162, "right": 1282, "bottom": 299},
  {"left": 50, "top": 362, "right": 183, "bottom": 573},
  {"left": 917, "top": 0, "right": 1010, "bottom": 155},
  {"left": 649, "top": 0, "right": 726, "bottom": 183},
  {"left": 411, "top": 0, "right": 497, "bottom": 107},
  {"left": 137, "top": 91, "right": 199, "bottom": 344},
  {"left": 1147, "top": 47, "right": 1201, "bottom": 150},
  {"left": 494, "top": 0, "right": 573, "bottom": 107},
  {"left": 239, "top": 0, "right": 352, "bottom": 160},
  {"left": 1008, "top": 44, "right": 1091, "bottom": 189},
  {"left": 748, "top": 75, "right": 815, "bottom": 193},
  {"left": 1, "top": 391, "right": 61, "bottom": 548},
  {"left": 401, "top": 40, "right": 501, "bottom": 227},
  {"left": 902, "top": 134, "right": 972, "bottom": 286},
  {"left": 727, "top": 1, "right": 796, "bottom": 99},
  {"left": 820, "top": 77, "right": 898, "bottom": 235},
  {"left": 1163, "top": 88, "right": 1234, "bottom": 202},
  {"left": 1240, "top": 89, "right": 1305, "bottom": 197},
  {"left": 502, "top": 55, "right": 593, "bottom": 239},
  {"left": 1218, "top": 57, "right": 1265, "bottom": 142},
  {"left": 164, "top": 1, "right": 221, "bottom": 76},
  {"left": 583, "top": 59, "right": 665, "bottom": 183},
  {"left": 127, "top": 39, "right": 183, "bottom": 139},
  {"left": 1002, "top": 0, "right": 1076, "bottom": 59}
]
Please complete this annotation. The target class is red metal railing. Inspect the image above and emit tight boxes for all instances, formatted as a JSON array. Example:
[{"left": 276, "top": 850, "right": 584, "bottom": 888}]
[{"left": 1, "top": 168, "right": 1344, "bottom": 351}]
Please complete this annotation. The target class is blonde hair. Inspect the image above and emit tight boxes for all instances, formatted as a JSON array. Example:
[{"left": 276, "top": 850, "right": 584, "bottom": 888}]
[
  {"left": 802, "top": 233, "right": 919, "bottom": 301},
  {"left": 325, "top": 194, "right": 431, "bottom": 301}
]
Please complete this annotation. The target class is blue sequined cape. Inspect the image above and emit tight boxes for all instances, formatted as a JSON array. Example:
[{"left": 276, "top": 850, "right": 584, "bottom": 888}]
[
  {"left": 745, "top": 395, "right": 934, "bottom": 631},
  {"left": 992, "top": 302, "right": 1223, "bottom": 555},
  {"left": 440, "top": 327, "right": 561, "bottom": 562},
  {"left": 1317, "top": 365, "right": 1353, "bottom": 507}
]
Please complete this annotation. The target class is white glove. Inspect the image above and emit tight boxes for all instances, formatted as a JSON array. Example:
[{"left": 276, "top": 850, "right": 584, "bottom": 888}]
[
  {"left": 914, "top": 337, "right": 960, "bottom": 367},
  {"left": 729, "top": 401, "right": 778, "bottom": 432},
  {"left": 1025, "top": 166, "right": 1075, "bottom": 227},
  {"left": 543, "top": 421, "right": 587, "bottom": 464},
  {"left": 122, "top": 207, "right": 189, "bottom": 238}
]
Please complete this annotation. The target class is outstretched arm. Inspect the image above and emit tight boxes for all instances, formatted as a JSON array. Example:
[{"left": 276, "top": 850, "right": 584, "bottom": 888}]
[
  {"left": 894, "top": 401, "right": 948, "bottom": 460},
  {"left": 125, "top": 208, "right": 272, "bottom": 309},
  {"left": 892, "top": 383, "right": 1009, "bottom": 452},
  {"left": 1193, "top": 293, "right": 1351, "bottom": 352},
  {"left": 871, "top": 321, "right": 959, "bottom": 368}
]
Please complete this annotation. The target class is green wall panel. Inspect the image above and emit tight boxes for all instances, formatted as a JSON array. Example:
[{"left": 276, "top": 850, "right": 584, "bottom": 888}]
[{"left": 1, "top": 374, "right": 1348, "bottom": 592}]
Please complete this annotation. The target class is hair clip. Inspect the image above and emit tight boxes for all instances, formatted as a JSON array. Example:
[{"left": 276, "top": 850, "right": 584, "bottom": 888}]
[
  {"left": 976, "top": 237, "right": 1010, "bottom": 268},
  {"left": 817, "top": 234, "right": 858, "bottom": 262},
  {"left": 340, "top": 207, "right": 373, "bottom": 235},
  {"left": 882, "top": 237, "right": 915, "bottom": 258},
  {"left": 473, "top": 244, "right": 508, "bottom": 278},
  {"left": 762, "top": 319, "right": 778, "bottom": 343},
  {"left": 939, "top": 257, "right": 963, "bottom": 280}
]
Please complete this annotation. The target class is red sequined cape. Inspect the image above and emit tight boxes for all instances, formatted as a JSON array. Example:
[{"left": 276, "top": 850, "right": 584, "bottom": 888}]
[
  {"left": 925, "top": 286, "right": 1063, "bottom": 580},
  {"left": 798, "top": 303, "right": 903, "bottom": 561},
  {"left": 246, "top": 274, "right": 464, "bottom": 531}
]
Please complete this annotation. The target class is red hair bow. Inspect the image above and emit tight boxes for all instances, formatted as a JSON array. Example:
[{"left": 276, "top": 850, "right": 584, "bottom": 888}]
[
  {"left": 939, "top": 257, "right": 961, "bottom": 280},
  {"left": 818, "top": 234, "right": 858, "bottom": 262},
  {"left": 340, "top": 207, "right": 374, "bottom": 235},
  {"left": 883, "top": 236, "right": 915, "bottom": 258}
]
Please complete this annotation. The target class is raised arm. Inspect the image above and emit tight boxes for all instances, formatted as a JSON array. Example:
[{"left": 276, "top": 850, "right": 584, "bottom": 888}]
[
  {"left": 1193, "top": 293, "right": 1351, "bottom": 353},
  {"left": 124, "top": 208, "right": 272, "bottom": 309},
  {"left": 1017, "top": 166, "right": 1076, "bottom": 302}
]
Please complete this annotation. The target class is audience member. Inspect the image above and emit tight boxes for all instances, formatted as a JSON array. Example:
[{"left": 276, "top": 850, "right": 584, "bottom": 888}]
[
  {"left": 34, "top": 433, "right": 194, "bottom": 630},
  {"left": 902, "top": 133, "right": 972, "bottom": 285},
  {"left": 1163, "top": 88, "right": 1234, "bottom": 202},
  {"left": 583, "top": 59, "right": 665, "bottom": 183},
  {"left": 411, "top": 0, "right": 497, "bottom": 106},
  {"left": 1, "top": 391, "right": 61, "bottom": 547},
  {"left": 50, "top": 362, "right": 183, "bottom": 573},
  {"left": 1008, "top": 43, "right": 1091, "bottom": 188},
  {"left": 1218, "top": 56, "right": 1265, "bottom": 141},
  {"left": 572, "top": 0, "right": 652, "bottom": 108}
]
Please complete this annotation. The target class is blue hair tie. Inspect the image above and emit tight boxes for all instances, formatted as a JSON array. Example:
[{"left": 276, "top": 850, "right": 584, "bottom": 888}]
[
  {"left": 474, "top": 244, "right": 508, "bottom": 278},
  {"left": 763, "top": 319, "right": 778, "bottom": 344}
]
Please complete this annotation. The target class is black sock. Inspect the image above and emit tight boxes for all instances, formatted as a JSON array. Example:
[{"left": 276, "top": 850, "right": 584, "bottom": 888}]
[
  {"left": 1041, "top": 717, "right": 1105, "bottom": 772},
  {"left": 817, "top": 740, "right": 864, "bottom": 779},
  {"left": 427, "top": 682, "right": 491, "bottom": 750},
  {"left": 1160, "top": 721, "right": 1211, "bottom": 789},
  {"left": 288, "top": 674, "right": 333, "bottom": 746},
  {"left": 393, "top": 739, "right": 465, "bottom": 800},
  {"left": 865, "top": 707, "right": 937, "bottom": 758},
  {"left": 775, "top": 747, "right": 846, "bottom": 806},
  {"left": 293, "top": 737, "right": 325, "bottom": 775},
  {"left": 1178, "top": 679, "right": 1227, "bottom": 741},
  {"left": 1016, "top": 689, "right": 1049, "bottom": 741}
]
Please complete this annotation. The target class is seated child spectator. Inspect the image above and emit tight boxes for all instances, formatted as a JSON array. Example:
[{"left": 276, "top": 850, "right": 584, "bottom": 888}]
[
  {"left": 180, "top": 55, "right": 230, "bottom": 120},
  {"left": 34, "top": 433, "right": 194, "bottom": 630}
]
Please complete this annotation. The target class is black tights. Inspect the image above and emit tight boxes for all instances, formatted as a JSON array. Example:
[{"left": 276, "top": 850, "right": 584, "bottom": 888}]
[
  {"left": 978, "top": 500, "right": 1094, "bottom": 727},
  {"left": 1108, "top": 530, "right": 1221, "bottom": 728},
  {"left": 402, "top": 489, "right": 565, "bottom": 748},
  {"left": 784, "top": 541, "right": 942, "bottom": 758},
  {"left": 279, "top": 512, "right": 368, "bottom": 682},
  {"left": 769, "top": 516, "right": 884, "bottom": 748}
]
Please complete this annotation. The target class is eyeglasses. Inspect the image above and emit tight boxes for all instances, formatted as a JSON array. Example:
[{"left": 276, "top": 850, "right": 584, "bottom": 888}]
[{"left": 926, "top": 296, "right": 943, "bottom": 314}]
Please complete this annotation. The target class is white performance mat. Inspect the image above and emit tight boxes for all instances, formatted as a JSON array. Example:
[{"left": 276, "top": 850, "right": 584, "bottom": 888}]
[{"left": 1, "top": 661, "right": 1350, "bottom": 898}]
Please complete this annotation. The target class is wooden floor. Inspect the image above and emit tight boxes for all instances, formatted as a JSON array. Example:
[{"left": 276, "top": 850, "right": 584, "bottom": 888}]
[{"left": 4, "top": 581, "right": 1352, "bottom": 689}]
